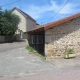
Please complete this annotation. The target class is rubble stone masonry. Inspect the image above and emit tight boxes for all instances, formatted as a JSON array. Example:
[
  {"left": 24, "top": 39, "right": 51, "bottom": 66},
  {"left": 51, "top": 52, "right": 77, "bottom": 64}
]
[{"left": 45, "top": 17, "right": 80, "bottom": 58}]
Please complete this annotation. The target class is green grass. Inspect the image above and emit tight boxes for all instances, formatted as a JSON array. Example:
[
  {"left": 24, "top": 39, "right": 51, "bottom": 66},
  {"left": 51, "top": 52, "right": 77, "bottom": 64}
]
[
  {"left": 26, "top": 45, "right": 46, "bottom": 60},
  {"left": 26, "top": 45, "right": 34, "bottom": 52}
]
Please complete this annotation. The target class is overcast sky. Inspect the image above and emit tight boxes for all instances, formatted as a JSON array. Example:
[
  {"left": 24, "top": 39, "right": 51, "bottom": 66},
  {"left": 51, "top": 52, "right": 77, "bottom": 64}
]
[{"left": 0, "top": 0, "right": 80, "bottom": 24}]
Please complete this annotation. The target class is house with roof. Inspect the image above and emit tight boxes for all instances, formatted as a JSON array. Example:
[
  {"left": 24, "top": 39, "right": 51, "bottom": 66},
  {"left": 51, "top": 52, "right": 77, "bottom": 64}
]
[
  {"left": 26, "top": 12, "right": 80, "bottom": 58},
  {"left": 12, "top": 7, "right": 36, "bottom": 39}
]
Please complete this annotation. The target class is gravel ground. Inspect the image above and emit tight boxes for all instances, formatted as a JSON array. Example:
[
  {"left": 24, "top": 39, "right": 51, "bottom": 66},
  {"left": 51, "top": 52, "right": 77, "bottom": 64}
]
[
  {"left": 0, "top": 69, "right": 80, "bottom": 80},
  {"left": 0, "top": 42, "right": 80, "bottom": 80},
  {"left": 0, "top": 47, "right": 54, "bottom": 78},
  {"left": 0, "top": 40, "right": 26, "bottom": 52}
]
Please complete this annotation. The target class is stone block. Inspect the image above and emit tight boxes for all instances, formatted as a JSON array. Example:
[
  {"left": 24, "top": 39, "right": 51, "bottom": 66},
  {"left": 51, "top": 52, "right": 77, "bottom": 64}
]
[
  {"left": 47, "top": 53, "right": 52, "bottom": 57},
  {"left": 48, "top": 50, "right": 54, "bottom": 53},
  {"left": 48, "top": 45, "right": 53, "bottom": 49},
  {"left": 45, "top": 36, "right": 51, "bottom": 42},
  {"left": 45, "top": 17, "right": 80, "bottom": 58},
  {"left": 47, "top": 50, "right": 54, "bottom": 57}
]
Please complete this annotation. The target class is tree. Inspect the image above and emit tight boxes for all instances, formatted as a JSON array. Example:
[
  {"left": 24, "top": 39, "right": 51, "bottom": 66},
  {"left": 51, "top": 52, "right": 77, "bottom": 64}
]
[
  {"left": 0, "top": 7, "right": 3, "bottom": 35},
  {"left": 0, "top": 9, "right": 20, "bottom": 36}
]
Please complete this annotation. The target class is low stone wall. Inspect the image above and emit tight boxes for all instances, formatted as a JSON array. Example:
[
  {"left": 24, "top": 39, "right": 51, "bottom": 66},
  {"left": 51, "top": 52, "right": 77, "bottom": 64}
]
[
  {"left": 45, "top": 17, "right": 80, "bottom": 59},
  {"left": 0, "top": 35, "right": 22, "bottom": 43},
  {"left": 0, "top": 36, "right": 15, "bottom": 43},
  {"left": 0, "top": 36, "right": 5, "bottom": 43},
  {"left": 22, "top": 33, "right": 27, "bottom": 39},
  {"left": 15, "top": 34, "right": 21, "bottom": 41}
]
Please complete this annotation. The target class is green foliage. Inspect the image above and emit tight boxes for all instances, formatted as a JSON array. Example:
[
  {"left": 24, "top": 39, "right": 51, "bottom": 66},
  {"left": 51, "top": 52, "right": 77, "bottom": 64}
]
[
  {"left": 0, "top": 9, "right": 20, "bottom": 36},
  {"left": 66, "top": 48, "right": 74, "bottom": 54},
  {"left": 26, "top": 45, "right": 46, "bottom": 60},
  {"left": 64, "top": 48, "right": 75, "bottom": 57},
  {"left": 26, "top": 45, "right": 34, "bottom": 52}
]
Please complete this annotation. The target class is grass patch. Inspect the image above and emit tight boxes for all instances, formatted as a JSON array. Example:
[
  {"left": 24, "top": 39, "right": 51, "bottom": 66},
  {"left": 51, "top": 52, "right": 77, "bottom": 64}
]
[
  {"left": 26, "top": 45, "right": 46, "bottom": 60},
  {"left": 33, "top": 51, "right": 46, "bottom": 60},
  {"left": 26, "top": 45, "right": 34, "bottom": 52}
]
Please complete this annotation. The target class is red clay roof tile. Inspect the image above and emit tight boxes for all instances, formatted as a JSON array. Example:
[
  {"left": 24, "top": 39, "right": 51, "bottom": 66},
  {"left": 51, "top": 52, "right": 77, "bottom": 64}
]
[
  {"left": 44, "top": 12, "right": 80, "bottom": 30},
  {"left": 27, "top": 12, "right": 80, "bottom": 32}
]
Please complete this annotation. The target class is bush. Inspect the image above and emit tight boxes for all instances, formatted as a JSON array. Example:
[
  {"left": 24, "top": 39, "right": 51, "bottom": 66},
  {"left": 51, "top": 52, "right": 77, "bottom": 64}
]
[{"left": 0, "top": 9, "right": 20, "bottom": 36}]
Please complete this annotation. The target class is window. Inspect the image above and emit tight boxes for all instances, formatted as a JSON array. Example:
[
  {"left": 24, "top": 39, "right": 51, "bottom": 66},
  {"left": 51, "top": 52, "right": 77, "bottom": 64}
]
[
  {"left": 37, "top": 35, "right": 43, "bottom": 44},
  {"left": 32, "top": 35, "right": 35, "bottom": 44},
  {"left": 32, "top": 35, "right": 43, "bottom": 44}
]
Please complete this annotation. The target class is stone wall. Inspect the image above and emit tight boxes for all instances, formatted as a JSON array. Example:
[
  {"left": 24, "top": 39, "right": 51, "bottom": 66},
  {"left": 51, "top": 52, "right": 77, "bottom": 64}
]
[
  {"left": 0, "top": 35, "right": 22, "bottom": 43},
  {"left": 12, "top": 9, "right": 27, "bottom": 32},
  {"left": 0, "top": 36, "right": 5, "bottom": 43},
  {"left": 45, "top": 17, "right": 80, "bottom": 59},
  {"left": 0, "top": 36, "right": 15, "bottom": 43}
]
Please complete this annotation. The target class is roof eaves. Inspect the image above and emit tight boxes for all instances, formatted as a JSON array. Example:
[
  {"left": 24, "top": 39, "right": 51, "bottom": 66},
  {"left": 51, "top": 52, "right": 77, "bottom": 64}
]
[
  {"left": 26, "top": 27, "right": 44, "bottom": 33},
  {"left": 44, "top": 12, "right": 80, "bottom": 31}
]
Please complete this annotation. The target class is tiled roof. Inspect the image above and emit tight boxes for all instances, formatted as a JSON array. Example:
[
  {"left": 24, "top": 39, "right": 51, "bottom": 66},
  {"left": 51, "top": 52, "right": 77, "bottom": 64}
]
[
  {"left": 12, "top": 7, "right": 36, "bottom": 22},
  {"left": 27, "top": 12, "right": 80, "bottom": 32},
  {"left": 27, "top": 25, "right": 44, "bottom": 33},
  {"left": 44, "top": 12, "right": 80, "bottom": 30}
]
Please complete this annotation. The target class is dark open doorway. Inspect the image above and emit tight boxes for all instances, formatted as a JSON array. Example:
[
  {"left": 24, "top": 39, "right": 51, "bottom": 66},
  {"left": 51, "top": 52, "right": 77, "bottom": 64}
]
[{"left": 27, "top": 27, "right": 45, "bottom": 56}]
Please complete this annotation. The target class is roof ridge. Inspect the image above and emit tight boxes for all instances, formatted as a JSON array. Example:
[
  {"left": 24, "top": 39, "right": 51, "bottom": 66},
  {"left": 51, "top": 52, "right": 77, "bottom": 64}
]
[
  {"left": 44, "top": 12, "right": 80, "bottom": 30},
  {"left": 12, "top": 7, "right": 36, "bottom": 22}
]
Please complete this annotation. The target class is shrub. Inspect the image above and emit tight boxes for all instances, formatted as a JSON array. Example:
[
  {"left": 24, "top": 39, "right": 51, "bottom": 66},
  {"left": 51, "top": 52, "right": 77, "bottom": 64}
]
[{"left": 0, "top": 9, "right": 20, "bottom": 36}]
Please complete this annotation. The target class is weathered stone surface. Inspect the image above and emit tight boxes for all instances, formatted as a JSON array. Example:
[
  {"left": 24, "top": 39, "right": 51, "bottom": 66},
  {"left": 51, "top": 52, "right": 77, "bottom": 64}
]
[
  {"left": 64, "top": 54, "right": 76, "bottom": 59},
  {"left": 48, "top": 50, "right": 54, "bottom": 53},
  {"left": 47, "top": 52, "right": 52, "bottom": 57},
  {"left": 45, "top": 36, "right": 51, "bottom": 42},
  {"left": 45, "top": 17, "right": 80, "bottom": 59}
]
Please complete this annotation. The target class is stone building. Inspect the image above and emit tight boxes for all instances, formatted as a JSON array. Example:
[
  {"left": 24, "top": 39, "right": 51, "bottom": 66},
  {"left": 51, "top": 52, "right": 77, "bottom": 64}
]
[
  {"left": 27, "top": 12, "right": 80, "bottom": 59},
  {"left": 12, "top": 7, "right": 36, "bottom": 39}
]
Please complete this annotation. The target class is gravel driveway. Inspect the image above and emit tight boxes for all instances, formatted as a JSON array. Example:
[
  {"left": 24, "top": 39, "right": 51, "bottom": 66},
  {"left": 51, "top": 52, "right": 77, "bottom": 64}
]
[
  {"left": 0, "top": 42, "right": 80, "bottom": 80},
  {"left": 0, "top": 47, "right": 54, "bottom": 78},
  {"left": 0, "top": 40, "right": 26, "bottom": 52}
]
